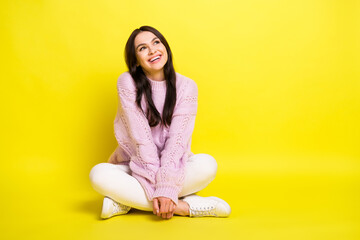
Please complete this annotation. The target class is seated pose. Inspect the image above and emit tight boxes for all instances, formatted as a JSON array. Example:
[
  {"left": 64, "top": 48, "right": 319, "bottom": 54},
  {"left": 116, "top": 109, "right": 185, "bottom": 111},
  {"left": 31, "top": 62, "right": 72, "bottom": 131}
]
[{"left": 89, "top": 25, "right": 231, "bottom": 219}]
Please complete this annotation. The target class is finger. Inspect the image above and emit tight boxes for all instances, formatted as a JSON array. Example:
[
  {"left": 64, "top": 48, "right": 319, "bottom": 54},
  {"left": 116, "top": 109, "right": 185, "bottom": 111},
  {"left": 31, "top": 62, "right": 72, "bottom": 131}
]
[
  {"left": 157, "top": 199, "right": 162, "bottom": 217},
  {"left": 160, "top": 200, "right": 167, "bottom": 214},
  {"left": 152, "top": 199, "right": 156, "bottom": 215},
  {"left": 154, "top": 199, "right": 160, "bottom": 215},
  {"left": 153, "top": 199, "right": 159, "bottom": 215},
  {"left": 167, "top": 202, "right": 175, "bottom": 219},
  {"left": 164, "top": 200, "right": 170, "bottom": 213},
  {"left": 161, "top": 200, "right": 170, "bottom": 219}
]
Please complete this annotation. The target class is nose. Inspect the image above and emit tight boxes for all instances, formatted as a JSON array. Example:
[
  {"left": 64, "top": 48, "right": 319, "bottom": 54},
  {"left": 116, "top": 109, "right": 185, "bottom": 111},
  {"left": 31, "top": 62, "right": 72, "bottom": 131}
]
[{"left": 148, "top": 45, "right": 155, "bottom": 54}]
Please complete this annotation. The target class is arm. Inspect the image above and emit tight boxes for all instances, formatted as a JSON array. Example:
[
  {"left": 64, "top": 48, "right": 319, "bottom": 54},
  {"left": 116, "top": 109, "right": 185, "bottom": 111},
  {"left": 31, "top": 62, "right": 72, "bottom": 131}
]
[
  {"left": 114, "top": 72, "right": 160, "bottom": 200},
  {"left": 152, "top": 78, "right": 198, "bottom": 205}
]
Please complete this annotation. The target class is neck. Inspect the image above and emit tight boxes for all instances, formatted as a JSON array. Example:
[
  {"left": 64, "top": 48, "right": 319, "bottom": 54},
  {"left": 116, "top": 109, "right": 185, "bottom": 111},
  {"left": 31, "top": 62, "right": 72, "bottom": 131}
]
[{"left": 144, "top": 70, "right": 165, "bottom": 82}]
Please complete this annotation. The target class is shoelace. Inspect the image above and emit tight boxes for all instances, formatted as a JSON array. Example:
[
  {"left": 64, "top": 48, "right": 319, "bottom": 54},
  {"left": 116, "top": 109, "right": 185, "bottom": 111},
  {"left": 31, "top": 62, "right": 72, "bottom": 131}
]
[
  {"left": 190, "top": 206, "right": 217, "bottom": 217},
  {"left": 112, "top": 201, "right": 131, "bottom": 215}
]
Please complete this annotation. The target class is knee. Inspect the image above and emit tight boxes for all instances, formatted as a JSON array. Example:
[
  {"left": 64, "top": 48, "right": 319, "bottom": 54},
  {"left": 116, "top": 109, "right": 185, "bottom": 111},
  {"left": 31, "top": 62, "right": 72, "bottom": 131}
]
[
  {"left": 193, "top": 153, "right": 218, "bottom": 180},
  {"left": 89, "top": 163, "right": 111, "bottom": 189}
]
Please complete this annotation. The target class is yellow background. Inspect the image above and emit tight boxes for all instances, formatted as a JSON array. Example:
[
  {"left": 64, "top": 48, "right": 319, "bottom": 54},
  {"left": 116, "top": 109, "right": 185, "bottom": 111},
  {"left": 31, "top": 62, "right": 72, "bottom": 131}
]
[{"left": 1, "top": 0, "right": 359, "bottom": 239}]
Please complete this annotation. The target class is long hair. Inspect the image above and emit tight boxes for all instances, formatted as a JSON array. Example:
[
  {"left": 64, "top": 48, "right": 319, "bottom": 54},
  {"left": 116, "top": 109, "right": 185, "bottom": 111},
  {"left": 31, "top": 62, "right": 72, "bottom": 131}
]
[{"left": 124, "top": 26, "right": 177, "bottom": 128}]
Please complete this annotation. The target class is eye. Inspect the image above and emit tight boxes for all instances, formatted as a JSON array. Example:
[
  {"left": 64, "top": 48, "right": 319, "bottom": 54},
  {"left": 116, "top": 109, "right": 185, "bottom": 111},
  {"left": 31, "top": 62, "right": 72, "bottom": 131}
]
[
  {"left": 154, "top": 40, "right": 160, "bottom": 44},
  {"left": 139, "top": 46, "right": 146, "bottom": 51}
]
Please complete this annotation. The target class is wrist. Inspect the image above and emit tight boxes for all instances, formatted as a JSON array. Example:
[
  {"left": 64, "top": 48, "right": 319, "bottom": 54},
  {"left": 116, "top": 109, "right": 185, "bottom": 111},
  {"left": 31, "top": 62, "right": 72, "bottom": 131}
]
[{"left": 153, "top": 185, "right": 179, "bottom": 205}]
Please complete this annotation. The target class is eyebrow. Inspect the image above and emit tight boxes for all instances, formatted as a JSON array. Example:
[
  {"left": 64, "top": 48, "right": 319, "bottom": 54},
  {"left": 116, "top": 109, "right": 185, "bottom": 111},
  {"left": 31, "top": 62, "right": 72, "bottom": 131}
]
[{"left": 136, "top": 37, "right": 159, "bottom": 50}]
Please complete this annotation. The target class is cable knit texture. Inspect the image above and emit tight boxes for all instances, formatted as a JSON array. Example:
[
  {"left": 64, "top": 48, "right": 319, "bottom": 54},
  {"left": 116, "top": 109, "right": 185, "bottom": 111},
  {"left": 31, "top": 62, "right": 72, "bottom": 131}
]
[{"left": 108, "top": 71, "right": 198, "bottom": 205}]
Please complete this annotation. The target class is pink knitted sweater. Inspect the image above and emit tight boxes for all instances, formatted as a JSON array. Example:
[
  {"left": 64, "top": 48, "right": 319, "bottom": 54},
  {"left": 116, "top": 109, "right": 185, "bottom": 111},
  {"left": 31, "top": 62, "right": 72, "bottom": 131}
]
[{"left": 107, "top": 71, "right": 198, "bottom": 205}]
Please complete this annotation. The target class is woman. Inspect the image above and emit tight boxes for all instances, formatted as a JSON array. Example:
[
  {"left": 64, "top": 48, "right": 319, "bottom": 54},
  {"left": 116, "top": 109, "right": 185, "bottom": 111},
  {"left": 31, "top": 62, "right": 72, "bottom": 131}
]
[{"left": 89, "top": 26, "right": 231, "bottom": 219}]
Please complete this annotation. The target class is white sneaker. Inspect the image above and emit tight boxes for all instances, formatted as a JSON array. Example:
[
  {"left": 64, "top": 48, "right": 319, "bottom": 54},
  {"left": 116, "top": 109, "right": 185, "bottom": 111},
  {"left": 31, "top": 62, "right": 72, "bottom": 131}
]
[
  {"left": 100, "top": 196, "right": 131, "bottom": 219},
  {"left": 182, "top": 194, "right": 231, "bottom": 217}
]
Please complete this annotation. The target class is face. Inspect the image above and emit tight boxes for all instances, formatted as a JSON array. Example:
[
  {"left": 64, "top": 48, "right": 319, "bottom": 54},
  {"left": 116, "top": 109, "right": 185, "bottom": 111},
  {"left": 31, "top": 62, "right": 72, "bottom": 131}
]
[{"left": 134, "top": 31, "right": 168, "bottom": 77}]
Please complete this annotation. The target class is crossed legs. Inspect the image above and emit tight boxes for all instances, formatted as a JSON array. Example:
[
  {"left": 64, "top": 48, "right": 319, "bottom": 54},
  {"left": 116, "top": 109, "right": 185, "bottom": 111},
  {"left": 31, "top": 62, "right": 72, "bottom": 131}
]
[{"left": 89, "top": 153, "right": 218, "bottom": 212}]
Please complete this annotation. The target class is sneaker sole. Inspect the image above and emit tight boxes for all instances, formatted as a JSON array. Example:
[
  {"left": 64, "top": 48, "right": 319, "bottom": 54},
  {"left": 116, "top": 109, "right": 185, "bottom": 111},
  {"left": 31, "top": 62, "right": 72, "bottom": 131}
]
[{"left": 101, "top": 197, "right": 113, "bottom": 219}]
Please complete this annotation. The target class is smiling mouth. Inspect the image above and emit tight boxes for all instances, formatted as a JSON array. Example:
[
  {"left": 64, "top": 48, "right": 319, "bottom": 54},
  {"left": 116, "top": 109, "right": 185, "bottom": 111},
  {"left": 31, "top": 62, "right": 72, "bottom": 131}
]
[{"left": 149, "top": 55, "right": 162, "bottom": 63}]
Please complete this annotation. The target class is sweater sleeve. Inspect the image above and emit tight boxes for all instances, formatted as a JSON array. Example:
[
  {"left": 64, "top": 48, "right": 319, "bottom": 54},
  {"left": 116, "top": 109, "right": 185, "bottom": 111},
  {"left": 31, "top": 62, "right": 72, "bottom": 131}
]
[
  {"left": 115, "top": 73, "right": 160, "bottom": 201},
  {"left": 152, "top": 78, "right": 198, "bottom": 205}
]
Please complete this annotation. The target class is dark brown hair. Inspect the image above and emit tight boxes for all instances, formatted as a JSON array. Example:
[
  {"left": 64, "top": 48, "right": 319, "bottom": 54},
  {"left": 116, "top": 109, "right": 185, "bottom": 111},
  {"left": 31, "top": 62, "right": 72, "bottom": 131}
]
[{"left": 124, "top": 25, "right": 176, "bottom": 128}]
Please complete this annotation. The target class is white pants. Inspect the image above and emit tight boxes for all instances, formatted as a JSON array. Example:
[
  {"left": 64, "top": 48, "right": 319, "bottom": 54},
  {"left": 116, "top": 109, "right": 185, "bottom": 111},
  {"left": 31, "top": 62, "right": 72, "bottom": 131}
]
[{"left": 89, "top": 153, "right": 217, "bottom": 211}]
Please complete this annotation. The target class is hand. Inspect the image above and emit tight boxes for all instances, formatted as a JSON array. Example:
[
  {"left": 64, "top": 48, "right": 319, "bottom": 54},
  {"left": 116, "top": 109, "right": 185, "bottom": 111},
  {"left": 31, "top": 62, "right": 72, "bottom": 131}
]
[{"left": 152, "top": 197, "right": 176, "bottom": 219}]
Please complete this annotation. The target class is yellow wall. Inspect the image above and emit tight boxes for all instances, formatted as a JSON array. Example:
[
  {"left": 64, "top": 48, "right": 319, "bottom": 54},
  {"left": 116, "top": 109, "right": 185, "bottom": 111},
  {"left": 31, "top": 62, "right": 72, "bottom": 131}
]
[
  {"left": 1, "top": 0, "right": 359, "bottom": 239},
  {"left": 2, "top": 0, "right": 359, "bottom": 161}
]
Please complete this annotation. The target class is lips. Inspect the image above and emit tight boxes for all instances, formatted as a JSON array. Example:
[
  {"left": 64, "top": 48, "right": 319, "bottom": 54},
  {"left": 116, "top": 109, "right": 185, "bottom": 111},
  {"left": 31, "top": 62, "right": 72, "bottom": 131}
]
[{"left": 148, "top": 54, "right": 161, "bottom": 62}]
